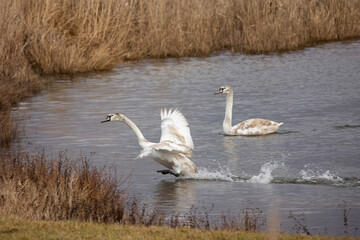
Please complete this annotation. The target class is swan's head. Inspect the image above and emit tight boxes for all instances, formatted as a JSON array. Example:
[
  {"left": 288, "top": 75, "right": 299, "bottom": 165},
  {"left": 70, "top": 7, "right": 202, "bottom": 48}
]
[
  {"left": 101, "top": 113, "right": 126, "bottom": 123},
  {"left": 214, "top": 85, "right": 233, "bottom": 95}
]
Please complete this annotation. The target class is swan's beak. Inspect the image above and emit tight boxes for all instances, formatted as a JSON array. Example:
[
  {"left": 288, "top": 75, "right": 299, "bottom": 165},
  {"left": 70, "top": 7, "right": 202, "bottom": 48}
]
[
  {"left": 214, "top": 88, "right": 223, "bottom": 94},
  {"left": 101, "top": 116, "right": 111, "bottom": 123}
]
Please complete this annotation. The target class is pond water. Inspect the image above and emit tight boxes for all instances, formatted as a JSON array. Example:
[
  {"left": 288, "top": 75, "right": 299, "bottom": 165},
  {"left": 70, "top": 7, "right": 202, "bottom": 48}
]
[{"left": 13, "top": 40, "right": 360, "bottom": 236}]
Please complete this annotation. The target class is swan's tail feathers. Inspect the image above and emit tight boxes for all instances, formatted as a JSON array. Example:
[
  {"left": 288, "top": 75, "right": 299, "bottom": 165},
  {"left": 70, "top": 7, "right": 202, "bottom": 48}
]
[{"left": 278, "top": 122, "right": 284, "bottom": 126}]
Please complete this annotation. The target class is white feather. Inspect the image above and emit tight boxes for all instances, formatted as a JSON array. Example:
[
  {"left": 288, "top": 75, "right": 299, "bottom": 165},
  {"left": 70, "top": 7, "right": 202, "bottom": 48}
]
[{"left": 160, "top": 108, "right": 194, "bottom": 149}]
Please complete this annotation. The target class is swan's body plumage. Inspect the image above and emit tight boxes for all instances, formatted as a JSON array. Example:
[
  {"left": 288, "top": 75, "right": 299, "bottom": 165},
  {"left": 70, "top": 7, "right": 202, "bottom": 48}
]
[
  {"left": 232, "top": 118, "right": 283, "bottom": 135},
  {"left": 101, "top": 108, "right": 197, "bottom": 177},
  {"left": 215, "top": 85, "right": 283, "bottom": 136}
]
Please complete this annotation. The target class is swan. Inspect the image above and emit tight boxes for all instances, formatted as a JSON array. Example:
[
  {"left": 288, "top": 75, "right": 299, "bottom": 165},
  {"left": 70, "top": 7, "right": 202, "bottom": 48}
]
[
  {"left": 214, "top": 85, "right": 283, "bottom": 136},
  {"left": 101, "top": 108, "right": 197, "bottom": 177}
]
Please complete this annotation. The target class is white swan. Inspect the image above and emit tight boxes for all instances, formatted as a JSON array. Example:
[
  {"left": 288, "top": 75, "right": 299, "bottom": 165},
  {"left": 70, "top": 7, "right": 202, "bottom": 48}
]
[
  {"left": 215, "top": 85, "right": 283, "bottom": 136},
  {"left": 101, "top": 108, "right": 197, "bottom": 177}
]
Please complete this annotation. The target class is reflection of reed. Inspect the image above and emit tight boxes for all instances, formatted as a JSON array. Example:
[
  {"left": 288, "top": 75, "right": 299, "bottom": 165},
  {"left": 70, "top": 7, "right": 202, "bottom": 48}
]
[
  {"left": 154, "top": 180, "right": 196, "bottom": 211},
  {"left": 223, "top": 133, "right": 281, "bottom": 170}
]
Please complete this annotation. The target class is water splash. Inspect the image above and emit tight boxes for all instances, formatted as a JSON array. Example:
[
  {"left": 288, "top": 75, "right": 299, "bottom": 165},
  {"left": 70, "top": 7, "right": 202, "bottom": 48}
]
[
  {"left": 180, "top": 159, "right": 358, "bottom": 187},
  {"left": 247, "top": 162, "right": 283, "bottom": 184},
  {"left": 182, "top": 167, "right": 236, "bottom": 182},
  {"left": 298, "top": 169, "right": 344, "bottom": 184}
]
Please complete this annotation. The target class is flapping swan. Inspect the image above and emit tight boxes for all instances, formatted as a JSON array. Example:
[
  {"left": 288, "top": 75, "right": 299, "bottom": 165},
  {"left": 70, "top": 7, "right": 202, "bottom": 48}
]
[
  {"left": 215, "top": 86, "right": 283, "bottom": 136},
  {"left": 101, "top": 108, "right": 197, "bottom": 177}
]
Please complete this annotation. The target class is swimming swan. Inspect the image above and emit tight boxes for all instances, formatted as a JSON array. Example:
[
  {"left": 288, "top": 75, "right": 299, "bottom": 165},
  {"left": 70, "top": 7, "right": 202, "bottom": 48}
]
[
  {"left": 214, "top": 85, "right": 283, "bottom": 135},
  {"left": 101, "top": 108, "right": 197, "bottom": 177}
]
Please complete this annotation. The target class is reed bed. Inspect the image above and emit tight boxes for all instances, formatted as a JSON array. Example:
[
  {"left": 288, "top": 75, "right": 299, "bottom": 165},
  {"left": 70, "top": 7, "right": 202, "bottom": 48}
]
[
  {"left": 0, "top": 150, "right": 127, "bottom": 222},
  {"left": 1, "top": 0, "right": 360, "bottom": 145},
  {"left": 1, "top": 0, "right": 359, "bottom": 75}
]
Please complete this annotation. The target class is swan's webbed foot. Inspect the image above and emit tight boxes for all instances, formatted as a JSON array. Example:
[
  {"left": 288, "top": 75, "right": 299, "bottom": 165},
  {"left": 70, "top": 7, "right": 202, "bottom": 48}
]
[{"left": 157, "top": 170, "right": 180, "bottom": 177}]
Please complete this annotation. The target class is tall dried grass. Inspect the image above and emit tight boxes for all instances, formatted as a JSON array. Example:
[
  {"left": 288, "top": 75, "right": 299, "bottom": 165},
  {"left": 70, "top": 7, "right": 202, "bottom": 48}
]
[
  {"left": 0, "top": 1, "right": 42, "bottom": 145},
  {"left": 0, "top": 150, "right": 128, "bottom": 222},
  {"left": 4, "top": 0, "right": 360, "bottom": 75},
  {"left": 1, "top": 0, "right": 360, "bottom": 145}
]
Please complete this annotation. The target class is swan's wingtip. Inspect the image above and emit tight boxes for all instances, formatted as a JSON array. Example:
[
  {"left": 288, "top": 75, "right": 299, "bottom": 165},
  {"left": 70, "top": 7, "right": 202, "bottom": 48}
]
[{"left": 278, "top": 122, "right": 284, "bottom": 126}]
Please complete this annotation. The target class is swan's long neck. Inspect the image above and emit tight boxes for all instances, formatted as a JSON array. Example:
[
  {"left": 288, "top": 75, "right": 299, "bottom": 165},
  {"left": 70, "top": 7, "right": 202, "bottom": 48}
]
[
  {"left": 223, "top": 92, "right": 233, "bottom": 134},
  {"left": 121, "top": 116, "right": 150, "bottom": 149}
]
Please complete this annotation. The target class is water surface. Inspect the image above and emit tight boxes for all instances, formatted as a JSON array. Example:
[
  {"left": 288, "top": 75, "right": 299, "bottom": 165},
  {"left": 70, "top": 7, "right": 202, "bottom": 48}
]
[{"left": 14, "top": 40, "right": 360, "bottom": 236}]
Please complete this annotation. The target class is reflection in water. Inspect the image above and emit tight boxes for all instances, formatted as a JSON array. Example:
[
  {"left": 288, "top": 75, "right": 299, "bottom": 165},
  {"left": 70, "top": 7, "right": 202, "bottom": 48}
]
[
  {"left": 154, "top": 180, "right": 196, "bottom": 212},
  {"left": 223, "top": 134, "right": 282, "bottom": 172},
  {"left": 223, "top": 136, "right": 238, "bottom": 170}
]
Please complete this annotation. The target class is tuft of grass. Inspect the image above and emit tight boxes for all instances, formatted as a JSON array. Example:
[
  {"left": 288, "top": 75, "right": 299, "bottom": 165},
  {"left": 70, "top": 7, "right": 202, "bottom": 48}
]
[{"left": 0, "top": 150, "right": 129, "bottom": 223}]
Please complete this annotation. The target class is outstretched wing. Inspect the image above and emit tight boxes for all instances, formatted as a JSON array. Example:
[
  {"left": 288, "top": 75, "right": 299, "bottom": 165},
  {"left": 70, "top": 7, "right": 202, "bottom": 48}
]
[
  {"left": 136, "top": 141, "right": 192, "bottom": 159},
  {"left": 159, "top": 108, "right": 194, "bottom": 149}
]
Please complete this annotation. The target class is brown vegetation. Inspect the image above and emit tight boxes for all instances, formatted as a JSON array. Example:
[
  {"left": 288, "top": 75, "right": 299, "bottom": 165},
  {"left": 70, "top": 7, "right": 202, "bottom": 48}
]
[
  {"left": 0, "top": 150, "right": 128, "bottom": 222},
  {"left": 1, "top": 0, "right": 360, "bottom": 145}
]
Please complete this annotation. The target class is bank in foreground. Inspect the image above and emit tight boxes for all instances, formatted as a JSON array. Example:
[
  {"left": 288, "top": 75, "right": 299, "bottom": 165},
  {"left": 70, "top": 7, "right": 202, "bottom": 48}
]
[{"left": 1, "top": 217, "right": 358, "bottom": 240}]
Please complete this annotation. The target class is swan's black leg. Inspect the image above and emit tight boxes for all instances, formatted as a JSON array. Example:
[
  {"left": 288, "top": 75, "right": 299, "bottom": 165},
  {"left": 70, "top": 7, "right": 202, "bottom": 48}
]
[
  {"left": 157, "top": 169, "right": 171, "bottom": 175},
  {"left": 157, "top": 170, "right": 180, "bottom": 177}
]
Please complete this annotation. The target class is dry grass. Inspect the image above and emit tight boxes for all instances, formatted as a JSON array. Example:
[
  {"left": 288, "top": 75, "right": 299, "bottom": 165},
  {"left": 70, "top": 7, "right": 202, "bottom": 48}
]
[
  {"left": 2, "top": 0, "right": 360, "bottom": 74},
  {"left": 1, "top": 0, "right": 360, "bottom": 145},
  {"left": 0, "top": 150, "right": 128, "bottom": 222},
  {"left": 4, "top": 217, "right": 356, "bottom": 240},
  {"left": 0, "top": 1, "right": 42, "bottom": 145},
  {"left": 3, "top": 217, "right": 359, "bottom": 240}
]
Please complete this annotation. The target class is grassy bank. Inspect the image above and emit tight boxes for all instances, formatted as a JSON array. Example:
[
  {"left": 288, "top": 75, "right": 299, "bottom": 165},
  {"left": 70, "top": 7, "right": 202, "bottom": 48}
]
[
  {"left": 1, "top": 0, "right": 360, "bottom": 145},
  {"left": 1, "top": 217, "right": 359, "bottom": 240}
]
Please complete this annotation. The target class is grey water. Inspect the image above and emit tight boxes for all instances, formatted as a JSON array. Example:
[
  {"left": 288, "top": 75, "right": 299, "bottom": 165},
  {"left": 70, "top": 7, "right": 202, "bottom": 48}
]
[{"left": 13, "top": 40, "right": 360, "bottom": 236}]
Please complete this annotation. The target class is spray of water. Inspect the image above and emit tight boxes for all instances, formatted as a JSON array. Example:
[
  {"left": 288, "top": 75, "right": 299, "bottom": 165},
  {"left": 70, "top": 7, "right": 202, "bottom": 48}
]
[
  {"left": 247, "top": 162, "right": 283, "bottom": 184},
  {"left": 181, "top": 166, "right": 236, "bottom": 181},
  {"left": 298, "top": 169, "right": 344, "bottom": 183},
  {"left": 180, "top": 153, "right": 352, "bottom": 186}
]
